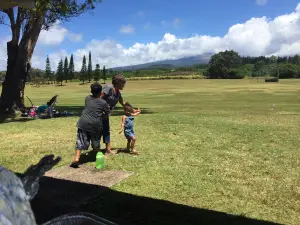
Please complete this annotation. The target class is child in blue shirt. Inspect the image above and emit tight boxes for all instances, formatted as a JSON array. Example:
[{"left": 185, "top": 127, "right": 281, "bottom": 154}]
[{"left": 119, "top": 102, "right": 141, "bottom": 155}]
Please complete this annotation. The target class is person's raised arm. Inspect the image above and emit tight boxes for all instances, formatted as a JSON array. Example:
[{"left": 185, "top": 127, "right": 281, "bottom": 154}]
[{"left": 119, "top": 96, "right": 125, "bottom": 107}]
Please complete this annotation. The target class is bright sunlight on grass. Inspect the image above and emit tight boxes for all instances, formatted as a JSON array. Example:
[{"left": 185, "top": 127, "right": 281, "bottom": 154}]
[{"left": 0, "top": 79, "right": 300, "bottom": 224}]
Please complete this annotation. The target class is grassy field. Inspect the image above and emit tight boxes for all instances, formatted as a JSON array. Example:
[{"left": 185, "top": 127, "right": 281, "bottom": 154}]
[{"left": 1, "top": 79, "right": 300, "bottom": 224}]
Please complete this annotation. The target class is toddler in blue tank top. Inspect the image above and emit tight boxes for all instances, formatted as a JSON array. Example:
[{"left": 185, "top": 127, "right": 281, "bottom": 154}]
[{"left": 119, "top": 102, "right": 141, "bottom": 155}]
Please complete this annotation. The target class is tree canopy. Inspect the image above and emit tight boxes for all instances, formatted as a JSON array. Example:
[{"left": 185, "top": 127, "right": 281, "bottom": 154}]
[
  {"left": 0, "top": 0, "right": 101, "bottom": 116},
  {"left": 207, "top": 50, "right": 242, "bottom": 79},
  {"left": 206, "top": 51, "right": 300, "bottom": 79}
]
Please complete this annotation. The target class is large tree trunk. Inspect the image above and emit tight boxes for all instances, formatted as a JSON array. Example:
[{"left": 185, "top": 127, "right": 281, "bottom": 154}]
[
  {"left": 0, "top": 11, "right": 45, "bottom": 118},
  {"left": 0, "top": 41, "right": 19, "bottom": 115}
]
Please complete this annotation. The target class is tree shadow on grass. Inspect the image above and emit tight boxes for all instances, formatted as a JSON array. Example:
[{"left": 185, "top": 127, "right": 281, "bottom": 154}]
[
  {"left": 22, "top": 175, "right": 281, "bottom": 225},
  {"left": 0, "top": 106, "right": 82, "bottom": 124},
  {"left": 55, "top": 105, "right": 84, "bottom": 116},
  {"left": 110, "top": 107, "right": 155, "bottom": 117},
  {"left": 0, "top": 117, "right": 35, "bottom": 124},
  {"left": 0, "top": 106, "right": 155, "bottom": 124},
  {"left": 54, "top": 106, "right": 155, "bottom": 117}
]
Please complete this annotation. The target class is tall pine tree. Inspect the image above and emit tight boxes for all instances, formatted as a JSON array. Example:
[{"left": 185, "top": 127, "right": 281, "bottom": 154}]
[
  {"left": 64, "top": 57, "right": 69, "bottom": 83},
  {"left": 94, "top": 64, "right": 101, "bottom": 81},
  {"left": 69, "top": 54, "right": 75, "bottom": 81},
  {"left": 102, "top": 65, "right": 107, "bottom": 84},
  {"left": 56, "top": 59, "right": 64, "bottom": 86},
  {"left": 109, "top": 69, "right": 114, "bottom": 77},
  {"left": 88, "top": 51, "right": 93, "bottom": 83},
  {"left": 80, "top": 55, "right": 87, "bottom": 84},
  {"left": 45, "top": 55, "right": 52, "bottom": 84}
]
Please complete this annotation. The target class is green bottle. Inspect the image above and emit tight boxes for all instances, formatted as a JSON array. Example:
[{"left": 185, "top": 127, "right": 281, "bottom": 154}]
[{"left": 95, "top": 152, "right": 104, "bottom": 169}]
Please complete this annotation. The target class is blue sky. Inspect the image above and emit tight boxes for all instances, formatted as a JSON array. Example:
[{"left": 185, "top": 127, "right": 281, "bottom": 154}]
[
  {"left": 1, "top": 0, "right": 300, "bottom": 70},
  {"left": 56, "top": 0, "right": 300, "bottom": 49}
]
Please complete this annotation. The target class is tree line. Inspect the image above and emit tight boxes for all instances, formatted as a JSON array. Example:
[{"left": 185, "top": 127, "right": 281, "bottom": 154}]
[
  {"left": 28, "top": 51, "right": 113, "bottom": 85},
  {"left": 205, "top": 50, "right": 300, "bottom": 79}
]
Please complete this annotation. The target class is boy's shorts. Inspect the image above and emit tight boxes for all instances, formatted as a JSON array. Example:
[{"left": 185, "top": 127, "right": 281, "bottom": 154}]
[{"left": 75, "top": 128, "right": 101, "bottom": 150}]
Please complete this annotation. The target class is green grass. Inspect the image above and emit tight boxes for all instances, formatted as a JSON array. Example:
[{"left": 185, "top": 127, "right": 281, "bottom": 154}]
[
  {"left": 1, "top": 79, "right": 300, "bottom": 224},
  {"left": 121, "top": 68, "right": 202, "bottom": 78}
]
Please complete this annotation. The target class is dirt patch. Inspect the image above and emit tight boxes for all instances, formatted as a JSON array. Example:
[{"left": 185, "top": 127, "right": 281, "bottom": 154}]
[
  {"left": 45, "top": 164, "right": 133, "bottom": 187},
  {"left": 37, "top": 164, "right": 134, "bottom": 207}
]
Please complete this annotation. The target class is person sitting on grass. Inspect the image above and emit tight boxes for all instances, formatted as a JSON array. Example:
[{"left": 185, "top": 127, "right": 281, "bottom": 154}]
[
  {"left": 119, "top": 102, "right": 141, "bottom": 155},
  {"left": 35, "top": 95, "right": 58, "bottom": 118},
  {"left": 70, "top": 82, "right": 110, "bottom": 168},
  {"left": 36, "top": 103, "right": 52, "bottom": 117}
]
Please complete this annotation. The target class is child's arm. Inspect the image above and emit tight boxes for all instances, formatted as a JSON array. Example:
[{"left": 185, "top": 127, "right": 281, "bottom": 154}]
[
  {"left": 119, "top": 115, "right": 126, "bottom": 134},
  {"left": 131, "top": 110, "right": 141, "bottom": 116}
]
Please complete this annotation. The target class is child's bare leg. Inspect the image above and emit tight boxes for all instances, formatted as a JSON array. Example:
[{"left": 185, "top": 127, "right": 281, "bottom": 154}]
[
  {"left": 130, "top": 136, "right": 138, "bottom": 154},
  {"left": 127, "top": 139, "right": 131, "bottom": 152}
]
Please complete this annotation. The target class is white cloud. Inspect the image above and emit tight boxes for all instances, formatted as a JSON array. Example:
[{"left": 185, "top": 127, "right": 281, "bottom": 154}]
[
  {"left": 39, "top": 21, "right": 82, "bottom": 45},
  {"left": 2, "top": 3, "right": 300, "bottom": 71},
  {"left": 39, "top": 21, "right": 68, "bottom": 45},
  {"left": 60, "top": 33, "right": 223, "bottom": 71},
  {"left": 66, "top": 3, "right": 300, "bottom": 69},
  {"left": 119, "top": 24, "right": 135, "bottom": 34},
  {"left": 68, "top": 33, "right": 83, "bottom": 43},
  {"left": 0, "top": 36, "right": 9, "bottom": 71},
  {"left": 48, "top": 50, "right": 69, "bottom": 71},
  {"left": 256, "top": 0, "right": 268, "bottom": 6},
  {"left": 31, "top": 50, "right": 69, "bottom": 71}
]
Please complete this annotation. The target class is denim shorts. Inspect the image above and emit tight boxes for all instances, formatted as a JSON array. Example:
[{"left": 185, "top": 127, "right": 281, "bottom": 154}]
[{"left": 124, "top": 130, "right": 135, "bottom": 140}]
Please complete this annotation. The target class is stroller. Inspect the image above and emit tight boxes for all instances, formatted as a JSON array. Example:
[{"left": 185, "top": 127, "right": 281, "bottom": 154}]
[{"left": 22, "top": 95, "right": 73, "bottom": 119}]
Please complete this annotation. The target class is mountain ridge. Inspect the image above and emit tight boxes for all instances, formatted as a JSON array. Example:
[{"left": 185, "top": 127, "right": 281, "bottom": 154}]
[{"left": 109, "top": 53, "right": 212, "bottom": 71}]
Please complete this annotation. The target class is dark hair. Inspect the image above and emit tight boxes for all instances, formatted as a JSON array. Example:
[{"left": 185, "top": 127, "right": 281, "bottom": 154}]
[
  {"left": 112, "top": 74, "right": 126, "bottom": 87},
  {"left": 90, "top": 82, "right": 102, "bottom": 97},
  {"left": 124, "top": 102, "right": 134, "bottom": 113}
]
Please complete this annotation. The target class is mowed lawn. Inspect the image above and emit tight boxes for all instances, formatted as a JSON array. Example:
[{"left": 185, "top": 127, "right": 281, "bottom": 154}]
[{"left": 1, "top": 79, "right": 300, "bottom": 224}]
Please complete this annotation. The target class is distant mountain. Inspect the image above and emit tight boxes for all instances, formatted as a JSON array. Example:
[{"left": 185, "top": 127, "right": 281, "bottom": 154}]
[{"left": 110, "top": 53, "right": 212, "bottom": 71}]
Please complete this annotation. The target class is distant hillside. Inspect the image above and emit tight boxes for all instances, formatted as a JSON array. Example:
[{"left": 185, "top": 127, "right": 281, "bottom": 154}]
[{"left": 110, "top": 53, "right": 212, "bottom": 71}]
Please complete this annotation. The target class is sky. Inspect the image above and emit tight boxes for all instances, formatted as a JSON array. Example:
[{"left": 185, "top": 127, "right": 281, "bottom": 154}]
[{"left": 1, "top": 0, "right": 300, "bottom": 71}]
